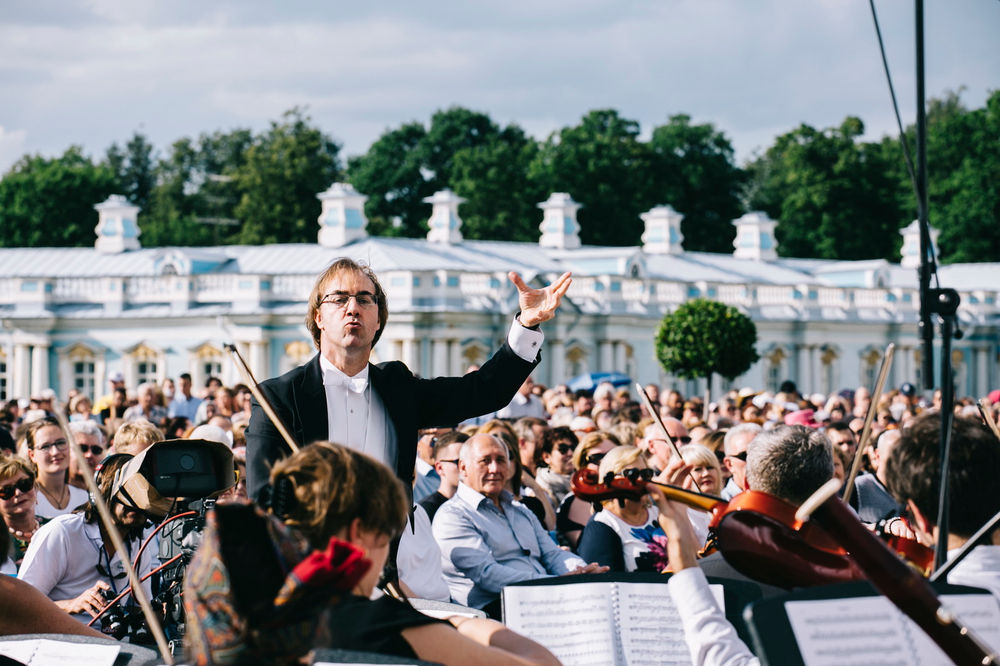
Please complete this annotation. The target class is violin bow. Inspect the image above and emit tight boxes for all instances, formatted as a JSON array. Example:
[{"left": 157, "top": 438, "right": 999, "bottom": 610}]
[
  {"left": 636, "top": 383, "right": 703, "bottom": 493},
  {"left": 978, "top": 397, "right": 1000, "bottom": 442},
  {"left": 224, "top": 343, "right": 299, "bottom": 454},
  {"left": 51, "top": 401, "right": 175, "bottom": 663},
  {"left": 843, "top": 343, "right": 895, "bottom": 504}
]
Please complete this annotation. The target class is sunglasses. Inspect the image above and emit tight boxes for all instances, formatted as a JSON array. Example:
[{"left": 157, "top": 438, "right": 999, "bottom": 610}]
[
  {"left": 0, "top": 477, "right": 34, "bottom": 500},
  {"left": 727, "top": 451, "right": 748, "bottom": 462},
  {"left": 79, "top": 445, "right": 105, "bottom": 456},
  {"left": 621, "top": 468, "right": 655, "bottom": 484},
  {"left": 556, "top": 443, "right": 575, "bottom": 455},
  {"left": 586, "top": 452, "right": 607, "bottom": 465},
  {"left": 437, "top": 458, "right": 460, "bottom": 466}
]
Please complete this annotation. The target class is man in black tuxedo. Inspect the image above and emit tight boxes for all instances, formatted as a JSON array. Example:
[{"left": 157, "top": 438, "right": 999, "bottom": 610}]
[{"left": 246, "top": 258, "right": 572, "bottom": 499}]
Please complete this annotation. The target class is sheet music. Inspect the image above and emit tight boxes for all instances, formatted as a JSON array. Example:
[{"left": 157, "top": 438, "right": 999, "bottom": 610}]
[
  {"left": 503, "top": 580, "right": 725, "bottom": 666},
  {"left": 617, "top": 581, "right": 725, "bottom": 666},
  {"left": 785, "top": 593, "right": 1000, "bottom": 666},
  {"left": 503, "top": 582, "right": 619, "bottom": 666},
  {"left": 0, "top": 639, "right": 120, "bottom": 666}
]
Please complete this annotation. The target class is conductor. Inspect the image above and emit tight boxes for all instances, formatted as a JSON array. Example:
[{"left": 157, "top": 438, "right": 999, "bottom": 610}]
[{"left": 246, "top": 258, "right": 572, "bottom": 499}]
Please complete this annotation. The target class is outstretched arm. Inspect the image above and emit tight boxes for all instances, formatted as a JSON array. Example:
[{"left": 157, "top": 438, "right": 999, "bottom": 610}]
[{"left": 509, "top": 271, "right": 572, "bottom": 328}]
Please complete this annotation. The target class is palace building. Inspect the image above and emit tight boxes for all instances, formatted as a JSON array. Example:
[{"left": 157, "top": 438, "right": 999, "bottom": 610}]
[{"left": 0, "top": 184, "right": 997, "bottom": 402}]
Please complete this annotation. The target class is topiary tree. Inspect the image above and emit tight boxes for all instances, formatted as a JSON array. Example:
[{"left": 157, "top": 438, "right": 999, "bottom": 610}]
[{"left": 655, "top": 299, "right": 760, "bottom": 413}]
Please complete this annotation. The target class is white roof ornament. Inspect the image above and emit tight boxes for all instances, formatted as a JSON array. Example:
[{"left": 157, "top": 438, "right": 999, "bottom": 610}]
[
  {"left": 899, "top": 219, "right": 939, "bottom": 269},
  {"left": 317, "top": 183, "right": 369, "bottom": 248},
  {"left": 94, "top": 195, "right": 141, "bottom": 254},
  {"left": 732, "top": 211, "right": 778, "bottom": 261},
  {"left": 641, "top": 205, "right": 685, "bottom": 255},
  {"left": 538, "top": 192, "right": 582, "bottom": 250},
  {"left": 424, "top": 189, "right": 465, "bottom": 244}
]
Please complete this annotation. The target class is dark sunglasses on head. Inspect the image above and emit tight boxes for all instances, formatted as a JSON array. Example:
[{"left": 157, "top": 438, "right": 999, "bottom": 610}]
[
  {"left": 586, "top": 452, "right": 607, "bottom": 465},
  {"left": 556, "top": 443, "right": 575, "bottom": 455},
  {"left": 621, "top": 468, "right": 655, "bottom": 484},
  {"left": 727, "top": 451, "right": 748, "bottom": 462},
  {"left": 0, "top": 477, "right": 34, "bottom": 499}
]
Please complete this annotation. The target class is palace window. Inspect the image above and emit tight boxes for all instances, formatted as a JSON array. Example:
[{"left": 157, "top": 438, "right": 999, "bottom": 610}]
[
  {"left": 566, "top": 345, "right": 588, "bottom": 378},
  {"left": 765, "top": 347, "right": 787, "bottom": 393}
]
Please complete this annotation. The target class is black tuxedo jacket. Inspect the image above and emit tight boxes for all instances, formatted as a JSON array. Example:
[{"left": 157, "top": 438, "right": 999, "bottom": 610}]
[{"left": 245, "top": 342, "right": 538, "bottom": 499}]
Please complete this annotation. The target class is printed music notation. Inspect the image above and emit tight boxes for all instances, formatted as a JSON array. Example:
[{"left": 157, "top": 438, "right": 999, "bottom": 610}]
[
  {"left": 503, "top": 580, "right": 724, "bottom": 666},
  {"left": 785, "top": 594, "right": 1000, "bottom": 666}
]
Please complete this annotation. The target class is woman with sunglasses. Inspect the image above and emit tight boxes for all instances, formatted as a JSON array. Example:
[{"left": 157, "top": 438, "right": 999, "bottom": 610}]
[
  {"left": 577, "top": 446, "right": 667, "bottom": 572},
  {"left": 0, "top": 455, "right": 48, "bottom": 571},
  {"left": 556, "top": 431, "right": 621, "bottom": 549},
  {"left": 24, "top": 418, "right": 88, "bottom": 519}
]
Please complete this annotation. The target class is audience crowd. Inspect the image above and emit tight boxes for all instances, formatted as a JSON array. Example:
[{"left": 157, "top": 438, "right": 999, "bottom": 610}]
[{"left": 1, "top": 368, "right": 999, "bottom": 664}]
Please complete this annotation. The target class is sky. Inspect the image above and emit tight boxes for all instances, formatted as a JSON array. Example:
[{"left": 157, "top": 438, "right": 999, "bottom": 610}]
[{"left": 0, "top": 1, "right": 997, "bottom": 177}]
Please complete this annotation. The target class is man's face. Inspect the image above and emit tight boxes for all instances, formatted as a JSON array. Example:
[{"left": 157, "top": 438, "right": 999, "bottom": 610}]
[
  {"left": 139, "top": 388, "right": 154, "bottom": 409},
  {"left": 313, "top": 270, "right": 381, "bottom": 356},
  {"left": 724, "top": 432, "right": 753, "bottom": 491},
  {"left": 542, "top": 438, "right": 576, "bottom": 475},
  {"left": 74, "top": 432, "right": 105, "bottom": 471},
  {"left": 519, "top": 377, "right": 534, "bottom": 397},
  {"left": 645, "top": 421, "right": 688, "bottom": 469},
  {"left": 826, "top": 428, "right": 857, "bottom": 459},
  {"left": 179, "top": 376, "right": 192, "bottom": 397},
  {"left": 435, "top": 443, "right": 463, "bottom": 487},
  {"left": 461, "top": 436, "right": 511, "bottom": 500},
  {"left": 575, "top": 396, "right": 594, "bottom": 416},
  {"left": 113, "top": 500, "right": 147, "bottom": 535}
]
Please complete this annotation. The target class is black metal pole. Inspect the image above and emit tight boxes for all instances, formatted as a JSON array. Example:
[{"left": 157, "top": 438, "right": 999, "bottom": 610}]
[
  {"left": 915, "top": 0, "right": 934, "bottom": 391},
  {"left": 934, "top": 309, "right": 955, "bottom": 570}
]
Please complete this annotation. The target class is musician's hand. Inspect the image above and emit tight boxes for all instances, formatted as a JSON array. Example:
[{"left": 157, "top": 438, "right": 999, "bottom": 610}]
[
  {"left": 564, "top": 562, "right": 609, "bottom": 576},
  {"left": 649, "top": 462, "right": 701, "bottom": 571},
  {"left": 510, "top": 271, "right": 572, "bottom": 328}
]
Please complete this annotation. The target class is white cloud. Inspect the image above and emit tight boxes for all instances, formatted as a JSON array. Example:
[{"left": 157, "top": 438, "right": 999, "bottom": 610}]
[{"left": 0, "top": 126, "right": 28, "bottom": 176}]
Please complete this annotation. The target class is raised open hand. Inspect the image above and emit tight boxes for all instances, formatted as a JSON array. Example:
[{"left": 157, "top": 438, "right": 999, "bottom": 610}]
[{"left": 509, "top": 271, "right": 572, "bottom": 328}]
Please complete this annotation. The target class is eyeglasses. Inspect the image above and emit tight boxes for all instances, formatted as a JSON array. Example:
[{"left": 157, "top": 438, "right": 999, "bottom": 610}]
[
  {"left": 34, "top": 439, "right": 69, "bottom": 454},
  {"left": 321, "top": 291, "right": 378, "bottom": 308},
  {"left": 727, "top": 451, "right": 748, "bottom": 462},
  {"left": 556, "top": 443, "right": 575, "bottom": 455},
  {"left": 437, "top": 458, "right": 460, "bottom": 466},
  {"left": 651, "top": 436, "right": 691, "bottom": 446},
  {"left": 0, "top": 477, "right": 34, "bottom": 499},
  {"left": 79, "top": 445, "right": 105, "bottom": 456},
  {"left": 586, "top": 452, "right": 607, "bottom": 465},
  {"left": 621, "top": 468, "right": 655, "bottom": 483}
]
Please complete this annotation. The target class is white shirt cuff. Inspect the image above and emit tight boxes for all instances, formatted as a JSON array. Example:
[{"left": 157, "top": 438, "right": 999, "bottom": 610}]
[{"left": 507, "top": 317, "right": 544, "bottom": 362}]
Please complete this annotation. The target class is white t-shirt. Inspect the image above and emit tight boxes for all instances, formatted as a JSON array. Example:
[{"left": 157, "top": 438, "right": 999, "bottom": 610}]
[
  {"left": 592, "top": 505, "right": 666, "bottom": 572},
  {"left": 18, "top": 513, "right": 154, "bottom": 622},
  {"left": 34, "top": 485, "right": 89, "bottom": 520}
]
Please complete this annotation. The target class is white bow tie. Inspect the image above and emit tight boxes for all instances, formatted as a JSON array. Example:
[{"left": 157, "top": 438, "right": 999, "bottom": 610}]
[{"left": 329, "top": 373, "right": 368, "bottom": 394}]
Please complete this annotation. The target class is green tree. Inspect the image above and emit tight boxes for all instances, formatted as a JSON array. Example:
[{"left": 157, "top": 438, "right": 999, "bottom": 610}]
[
  {"left": 0, "top": 147, "right": 117, "bottom": 247},
  {"left": 655, "top": 299, "right": 760, "bottom": 394},
  {"left": 234, "top": 108, "right": 342, "bottom": 245},
  {"left": 450, "top": 125, "right": 543, "bottom": 241},
  {"left": 648, "top": 115, "right": 745, "bottom": 253},
  {"left": 529, "top": 109, "right": 657, "bottom": 246},
  {"left": 346, "top": 122, "right": 431, "bottom": 237},
  {"left": 745, "top": 117, "right": 904, "bottom": 260},
  {"left": 105, "top": 132, "right": 156, "bottom": 213}
]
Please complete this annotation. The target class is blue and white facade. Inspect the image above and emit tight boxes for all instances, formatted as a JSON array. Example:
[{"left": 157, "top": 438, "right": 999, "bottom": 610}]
[{"left": 0, "top": 187, "right": 997, "bottom": 402}]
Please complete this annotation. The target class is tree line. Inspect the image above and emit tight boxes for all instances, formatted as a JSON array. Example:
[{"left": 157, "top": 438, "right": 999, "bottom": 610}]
[{"left": 0, "top": 91, "right": 996, "bottom": 264}]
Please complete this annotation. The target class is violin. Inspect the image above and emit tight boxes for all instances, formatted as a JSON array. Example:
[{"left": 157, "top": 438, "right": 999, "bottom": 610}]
[{"left": 571, "top": 469, "right": 865, "bottom": 588}]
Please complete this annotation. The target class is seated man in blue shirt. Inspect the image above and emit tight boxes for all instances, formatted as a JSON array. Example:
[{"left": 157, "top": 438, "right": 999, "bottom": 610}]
[{"left": 433, "top": 433, "right": 607, "bottom": 616}]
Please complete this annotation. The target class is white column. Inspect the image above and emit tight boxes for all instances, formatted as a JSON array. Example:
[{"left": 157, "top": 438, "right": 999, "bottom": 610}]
[
  {"left": 797, "top": 345, "right": 810, "bottom": 394},
  {"left": 810, "top": 346, "right": 821, "bottom": 396},
  {"left": 401, "top": 339, "right": 417, "bottom": 371},
  {"left": 549, "top": 340, "right": 565, "bottom": 386},
  {"left": 30, "top": 343, "right": 50, "bottom": 395},
  {"left": 613, "top": 342, "right": 627, "bottom": 374},
  {"left": 599, "top": 341, "right": 613, "bottom": 373},
  {"left": 976, "top": 347, "right": 989, "bottom": 398},
  {"left": 13, "top": 343, "right": 30, "bottom": 399},
  {"left": 449, "top": 340, "right": 462, "bottom": 378},
  {"left": 250, "top": 341, "right": 268, "bottom": 380},
  {"left": 431, "top": 340, "right": 448, "bottom": 378}
]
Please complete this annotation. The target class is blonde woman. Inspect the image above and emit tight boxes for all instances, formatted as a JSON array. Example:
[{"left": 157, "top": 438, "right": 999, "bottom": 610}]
[
  {"left": 673, "top": 443, "right": 724, "bottom": 547},
  {"left": 24, "top": 418, "right": 88, "bottom": 519},
  {"left": 577, "top": 446, "right": 668, "bottom": 572},
  {"left": 555, "top": 431, "right": 621, "bottom": 549}
]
